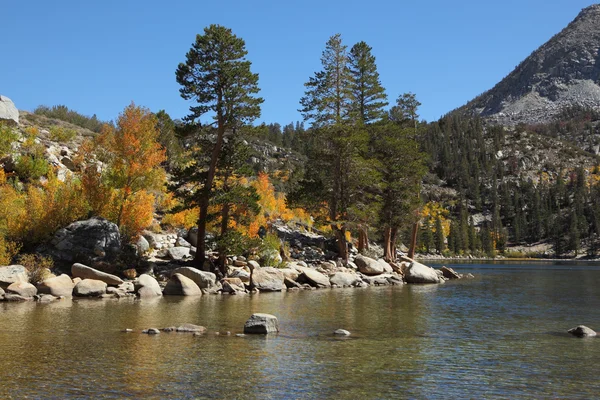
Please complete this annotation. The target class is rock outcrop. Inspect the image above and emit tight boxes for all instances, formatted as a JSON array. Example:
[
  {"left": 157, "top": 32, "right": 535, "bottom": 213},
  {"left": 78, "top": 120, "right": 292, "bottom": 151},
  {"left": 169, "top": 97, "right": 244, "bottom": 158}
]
[
  {"left": 0, "top": 95, "right": 19, "bottom": 125},
  {"left": 462, "top": 5, "right": 600, "bottom": 125}
]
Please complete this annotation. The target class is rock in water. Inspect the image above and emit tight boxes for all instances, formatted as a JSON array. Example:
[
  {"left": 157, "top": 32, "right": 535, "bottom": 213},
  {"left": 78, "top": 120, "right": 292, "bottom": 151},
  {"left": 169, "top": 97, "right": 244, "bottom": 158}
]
[
  {"left": 354, "top": 255, "right": 385, "bottom": 275},
  {"left": 243, "top": 313, "right": 279, "bottom": 334},
  {"left": 135, "top": 274, "right": 162, "bottom": 297},
  {"left": 296, "top": 267, "right": 331, "bottom": 288},
  {"left": 0, "top": 95, "right": 19, "bottom": 125},
  {"left": 334, "top": 329, "right": 351, "bottom": 336},
  {"left": 6, "top": 281, "right": 37, "bottom": 298},
  {"left": 440, "top": 266, "right": 461, "bottom": 280},
  {"left": 568, "top": 325, "right": 597, "bottom": 337},
  {"left": 71, "top": 263, "right": 123, "bottom": 286},
  {"left": 37, "top": 274, "right": 75, "bottom": 297},
  {"left": 405, "top": 261, "right": 443, "bottom": 284},
  {"left": 175, "top": 324, "right": 206, "bottom": 333},
  {"left": 0, "top": 265, "right": 28, "bottom": 288},
  {"left": 171, "top": 267, "right": 219, "bottom": 290},
  {"left": 251, "top": 267, "right": 285, "bottom": 292},
  {"left": 329, "top": 272, "right": 361, "bottom": 287},
  {"left": 73, "top": 279, "right": 107, "bottom": 297},
  {"left": 163, "top": 273, "right": 202, "bottom": 296}
]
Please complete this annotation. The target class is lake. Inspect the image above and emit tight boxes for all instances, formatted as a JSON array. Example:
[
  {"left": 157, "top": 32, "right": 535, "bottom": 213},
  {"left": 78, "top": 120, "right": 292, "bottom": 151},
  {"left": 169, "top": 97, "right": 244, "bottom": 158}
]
[{"left": 1, "top": 262, "right": 599, "bottom": 399}]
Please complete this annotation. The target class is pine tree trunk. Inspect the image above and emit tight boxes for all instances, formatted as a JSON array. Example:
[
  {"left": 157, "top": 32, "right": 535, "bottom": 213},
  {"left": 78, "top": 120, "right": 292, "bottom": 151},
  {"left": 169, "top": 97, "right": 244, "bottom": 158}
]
[
  {"left": 383, "top": 226, "right": 392, "bottom": 261},
  {"left": 333, "top": 224, "right": 349, "bottom": 262},
  {"left": 357, "top": 225, "right": 369, "bottom": 253},
  {"left": 407, "top": 221, "right": 418, "bottom": 260},
  {"left": 195, "top": 120, "right": 226, "bottom": 271},
  {"left": 390, "top": 226, "right": 398, "bottom": 263}
]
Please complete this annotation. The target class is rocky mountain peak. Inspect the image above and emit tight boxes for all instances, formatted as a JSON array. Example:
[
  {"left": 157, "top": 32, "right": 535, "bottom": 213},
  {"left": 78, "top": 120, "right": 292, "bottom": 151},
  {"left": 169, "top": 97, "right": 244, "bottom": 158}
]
[{"left": 462, "top": 4, "right": 600, "bottom": 125}]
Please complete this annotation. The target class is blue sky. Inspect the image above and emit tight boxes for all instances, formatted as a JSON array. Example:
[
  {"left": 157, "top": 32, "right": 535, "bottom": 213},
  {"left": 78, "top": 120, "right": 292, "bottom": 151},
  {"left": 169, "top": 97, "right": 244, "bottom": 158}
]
[{"left": 2, "top": 0, "right": 597, "bottom": 125}]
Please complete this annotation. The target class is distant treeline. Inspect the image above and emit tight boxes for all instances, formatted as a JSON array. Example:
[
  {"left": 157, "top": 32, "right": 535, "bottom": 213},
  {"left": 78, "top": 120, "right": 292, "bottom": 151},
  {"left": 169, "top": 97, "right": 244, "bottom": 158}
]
[{"left": 33, "top": 105, "right": 111, "bottom": 133}]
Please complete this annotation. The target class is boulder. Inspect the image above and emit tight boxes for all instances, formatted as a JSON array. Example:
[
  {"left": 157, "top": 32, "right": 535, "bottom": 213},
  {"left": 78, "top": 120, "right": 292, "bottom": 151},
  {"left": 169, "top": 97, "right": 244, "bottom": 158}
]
[
  {"left": 175, "top": 323, "right": 206, "bottom": 333},
  {"left": 278, "top": 267, "right": 299, "bottom": 281},
  {"left": 73, "top": 279, "right": 107, "bottom": 297},
  {"left": 440, "top": 266, "right": 461, "bottom": 280},
  {"left": 247, "top": 260, "right": 261, "bottom": 270},
  {"left": 0, "top": 95, "right": 19, "bottom": 125},
  {"left": 176, "top": 237, "right": 192, "bottom": 248},
  {"left": 568, "top": 325, "right": 597, "bottom": 337},
  {"left": 46, "top": 217, "right": 121, "bottom": 265},
  {"left": 163, "top": 273, "right": 202, "bottom": 296},
  {"left": 297, "top": 267, "right": 331, "bottom": 288},
  {"left": 284, "top": 277, "right": 302, "bottom": 289},
  {"left": 71, "top": 263, "right": 123, "bottom": 286},
  {"left": 229, "top": 268, "right": 251, "bottom": 283},
  {"left": 3, "top": 293, "right": 32, "bottom": 301},
  {"left": 0, "top": 265, "right": 28, "bottom": 288},
  {"left": 172, "top": 267, "right": 219, "bottom": 290},
  {"left": 135, "top": 236, "right": 150, "bottom": 255},
  {"left": 135, "top": 274, "right": 162, "bottom": 297},
  {"left": 6, "top": 281, "right": 37, "bottom": 298},
  {"left": 334, "top": 329, "right": 351, "bottom": 336},
  {"left": 251, "top": 267, "right": 285, "bottom": 292},
  {"left": 354, "top": 255, "right": 385, "bottom": 275},
  {"left": 167, "top": 247, "right": 190, "bottom": 260},
  {"left": 142, "top": 328, "right": 160, "bottom": 335},
  {"left": 243, "top": 313, "right": 279, "bottom": 334},
  {"left": 377, "top": 259, "right": 394, "bottom": 274},
  {"left": 405, "top": 261, "right": 442, "bottom": 284},
  {"left": 37, "top": 274, "right": 74, "bottom": 297},
  {"left": 329, "top": 272, "right": 361, "bottom": 287}
]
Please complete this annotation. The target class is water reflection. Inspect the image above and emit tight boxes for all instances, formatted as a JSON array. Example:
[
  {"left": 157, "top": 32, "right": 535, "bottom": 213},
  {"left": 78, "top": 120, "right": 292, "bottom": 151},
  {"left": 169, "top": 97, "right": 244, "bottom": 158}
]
[{"left": 1, "top": 265, "right": 600, "bottom": 398}]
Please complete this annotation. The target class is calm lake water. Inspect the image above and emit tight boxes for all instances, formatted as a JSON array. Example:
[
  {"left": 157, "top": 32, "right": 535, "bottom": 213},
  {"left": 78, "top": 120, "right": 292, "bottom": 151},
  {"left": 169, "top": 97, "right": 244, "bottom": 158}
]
[{"left": 1, "top": 262, "right": 600, "bottom": 399}]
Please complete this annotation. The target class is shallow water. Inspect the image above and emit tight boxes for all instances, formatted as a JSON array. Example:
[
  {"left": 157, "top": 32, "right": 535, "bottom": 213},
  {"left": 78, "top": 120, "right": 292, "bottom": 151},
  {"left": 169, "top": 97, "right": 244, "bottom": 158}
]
[{"left": 1, "top": 262, "right": 600, "bottom": 399}]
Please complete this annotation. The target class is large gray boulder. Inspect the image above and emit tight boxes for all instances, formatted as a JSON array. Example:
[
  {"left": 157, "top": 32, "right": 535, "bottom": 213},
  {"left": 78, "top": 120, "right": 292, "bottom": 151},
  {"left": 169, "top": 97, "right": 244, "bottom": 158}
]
[
  {"left": 405, "top": 261, "right": 443, "bottom": 284},
  {"left": 71, "top": 263, "right": 123, "bottom": 286},
  {"left": 296, "top": 267, "right": 331, "bottom": 288},
  {"left": 354, "top": 255, "right": 385, "bottom": 275},
  {"left": 73, "top": 279, "right": 107, "bottom": 297},
  {"left": 0, "top": 265, "right": 28, "bottom": 288},
  {"left": 243, "top": 313, "right": 279, "bottom": 334},
  {"left": 45, "top": 217, "right": 122, "bottom": 265},
  {"left": 163, "top": 273, "right": 202, "bottom": 296},
  {"left": 251, "top": 267, "right": 285, "bottom": 292},
  {"left": 135, "top": 274, "right": 162, "bottom": 297},
  {"left": 0, "top": 95, "right": 19, "bottom": 125},
  {"left": 37, "top": 274, "right": 75, "bottom": 297},
  {"left": 172, "top": 267, "right": 219, "bottom": 290},
  {"left": 6, "top": 281, "right": 37, "bottom": 298},
  {"left": 568, "top": 325, "right": 597, "bottom": 337},
  {"left": 167, "top": 247, "right": 190, "bottom": 260},
  {"left": 329, "top": 272, "right": 361, "bottom": 287}
]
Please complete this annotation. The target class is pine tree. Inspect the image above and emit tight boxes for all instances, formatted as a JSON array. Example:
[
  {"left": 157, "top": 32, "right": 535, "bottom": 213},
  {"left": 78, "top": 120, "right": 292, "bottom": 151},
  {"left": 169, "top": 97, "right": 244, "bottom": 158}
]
[
  {"left": 347, "top": 41, "right": 388, "bottom": 124},
  {"left": 176, "top": 24, "right": 263, "bottom": 269}
]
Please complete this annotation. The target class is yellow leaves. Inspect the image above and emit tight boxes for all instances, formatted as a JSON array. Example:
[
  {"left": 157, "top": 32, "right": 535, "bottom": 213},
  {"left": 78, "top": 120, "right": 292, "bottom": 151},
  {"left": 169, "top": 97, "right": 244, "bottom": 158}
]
[
  {"left": 421, "top": 201, "right": 451, "bottom": 236},
  {"left": 163, "top": 208, "right": 199, "bottom": 230},
  {"left": 119, "top": 190, "right": 156, "bottom": 239}
]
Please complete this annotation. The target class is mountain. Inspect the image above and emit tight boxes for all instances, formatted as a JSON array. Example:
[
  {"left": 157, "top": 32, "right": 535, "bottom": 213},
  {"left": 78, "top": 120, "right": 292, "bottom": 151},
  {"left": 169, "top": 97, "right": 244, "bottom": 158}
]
[{"left": 462, "top": 4, "right": 600, "bottom": 125}]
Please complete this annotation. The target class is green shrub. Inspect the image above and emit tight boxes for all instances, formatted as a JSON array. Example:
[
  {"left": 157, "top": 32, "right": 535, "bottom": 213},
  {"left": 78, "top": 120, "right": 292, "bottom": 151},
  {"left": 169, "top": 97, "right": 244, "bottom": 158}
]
[
  {"left": 17, "top": 254, "right": 54, "bottom": 284},
  {"left": 15, "top": 155, "right": 49, "bottom": 181},
  {"left": 34, "top": 105, "right": 108, "bottom": 133},
  {"left": 49, "top": 126, "right": 77, "bottom": 142},
  {"left": 0, "top": 123, "right": 19, "bottom": 158}
]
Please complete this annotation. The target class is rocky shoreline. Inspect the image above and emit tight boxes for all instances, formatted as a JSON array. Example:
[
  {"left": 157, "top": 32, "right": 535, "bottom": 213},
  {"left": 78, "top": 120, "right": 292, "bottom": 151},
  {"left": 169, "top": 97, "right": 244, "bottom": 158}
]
[{"left": 0, "top": 255, "right": 473, "bottom": 303}]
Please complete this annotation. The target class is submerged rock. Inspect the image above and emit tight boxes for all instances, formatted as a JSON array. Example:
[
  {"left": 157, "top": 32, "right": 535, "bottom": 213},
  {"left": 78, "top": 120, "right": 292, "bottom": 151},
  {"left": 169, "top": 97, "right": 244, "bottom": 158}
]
[
  {"left": 243, "top": 313, "right": 279, "bottom": 334},
  {"left": 142, "top": 328, "right": 160, "bottom": 335},
  {"left": 568, "top": 325, "right": 597, "bottom": 337},
  {"left": 334, "top": 329, "right": 351, "bottom": 336},
  {"left": 440, "top": 266, "right": 461, "bottom": 280}
]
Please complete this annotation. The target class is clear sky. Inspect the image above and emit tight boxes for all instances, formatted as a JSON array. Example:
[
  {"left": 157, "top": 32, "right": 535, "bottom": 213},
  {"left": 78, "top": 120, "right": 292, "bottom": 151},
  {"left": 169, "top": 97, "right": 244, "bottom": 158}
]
[{"left": 2, "top": 0, "right": 597, "bottom": 125}]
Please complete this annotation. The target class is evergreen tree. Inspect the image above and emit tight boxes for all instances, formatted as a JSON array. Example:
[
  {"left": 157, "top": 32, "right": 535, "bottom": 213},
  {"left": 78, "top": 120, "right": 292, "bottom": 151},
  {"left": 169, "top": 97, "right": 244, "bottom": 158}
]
[
  {"left": 176, "top": 24, "right": 263, "bottom": 269},
  {"left": 347, "top": 41, "right": 388, "bottom": 124}
]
